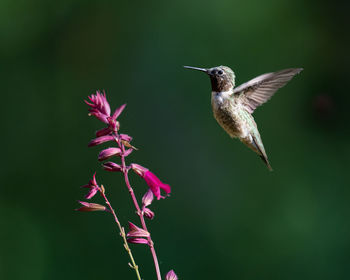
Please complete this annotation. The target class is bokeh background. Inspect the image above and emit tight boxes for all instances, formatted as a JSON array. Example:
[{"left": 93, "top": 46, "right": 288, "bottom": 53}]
[{"left": 1, "top": 0, "right": 350, "bottom": 279}]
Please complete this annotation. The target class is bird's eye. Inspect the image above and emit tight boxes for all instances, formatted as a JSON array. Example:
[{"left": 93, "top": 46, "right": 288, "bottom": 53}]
[{"left": 218, "top": 70, "right": 223, "bottom": 75}]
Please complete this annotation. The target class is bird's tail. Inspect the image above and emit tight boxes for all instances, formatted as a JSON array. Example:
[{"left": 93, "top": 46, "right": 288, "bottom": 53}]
[
  {"left": 259, "top": 154, "right": 273, "bottom": 171},
  {"left": 252, "top": 136, "right": 273, "bottom": 171}
]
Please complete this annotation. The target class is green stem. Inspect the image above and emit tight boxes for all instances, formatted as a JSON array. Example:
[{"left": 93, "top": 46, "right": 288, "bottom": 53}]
[{"left": 100, "top": 188, "right": 142, "bottom": 280}]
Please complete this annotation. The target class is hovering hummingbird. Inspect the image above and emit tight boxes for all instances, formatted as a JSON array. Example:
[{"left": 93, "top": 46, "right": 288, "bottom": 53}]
[{"left": 184, "top": 65, "right": 303, "bottom": 170}]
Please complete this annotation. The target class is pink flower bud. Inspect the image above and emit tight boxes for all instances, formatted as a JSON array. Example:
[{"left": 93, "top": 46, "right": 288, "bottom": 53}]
[
  {"left": 123, "top": 148, "right": 133, "bottom": 157},
  {"left": 95, "top": 127, "right": 111, "bottom": 137},
  {"left": 127, "top": 222, "right": 150, "bottom": 238},
  {"left": 143, "top": 208, "right": 155, "bottom": 220},
  {"left": 127, "top": 238, "right": 149, "bottom": 245},
  {"left": 85, "top": 187, "right": 99, "bottom": 199},
  {"left": 88, "top": 111, "right": 109, "bottom": 123},
  {"left": 102, "top": 162, "right": 122, "bottom": 172},
  {"left": 88, "top": 135, "right": 114, "bottom": 147},
  {"left": 130, "top": 163, "right": 149, "bottom": 177},
  {"left": 142, "top": 189, "right": 154, "bottom": 207},
  {"left": 98, "top": 147, "right": 121, "bottom": 161},
  {"left": 165, "top": 270, "right": 178, "bottom": 280},
  {"left": 120, "top": 134, "right": 132, "bottom": 142},
  {"left": 81, "top": 173, "right": 99, "bottom": 199},
  {"left": 76, "top": 201, "right": 106, "bottom": 212},
  {"left": 112, "top": 104, "right": 126, "bottom": 120}
]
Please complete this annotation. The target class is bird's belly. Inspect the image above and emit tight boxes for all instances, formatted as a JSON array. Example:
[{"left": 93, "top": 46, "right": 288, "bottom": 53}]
[{"left": 213, "top": 107, "right": 243, "bottom": 138}]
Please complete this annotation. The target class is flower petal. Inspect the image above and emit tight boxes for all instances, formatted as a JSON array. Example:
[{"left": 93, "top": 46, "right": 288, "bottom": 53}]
[
  {"left": 127, "top": 222, "right": 150, "bottom": 238},
  {"left": 142, "top": 189, "right": 154, "bottom": 207},
  {"left": 85, "top": 187, "right": 99, "bottom": 199},
  {"left": 143, "top": 171, "right": 171, "bottom": 200},
  {"left": 88, "top": 135, "right": 114, "bottom": 147},
  {"left": 130, "top": 163, "right": 149, "bottom": 177},
  {"left": 159, "top": 183, "right": 171, "bottom": 194},
  {"left": 123, "top": 148, "right": 133, "bottom": 157},
  {"left": 95, "top": 127, "right": 111, "bottom": 137},
  {"left": 76, "top": 201, "right": 106, "bottom": 212},
  {"left": 112, "top": 104, "right": 126, "bottom": 120},
  {"left": 143, "top": 208, "right": 155, "bottom": 220},
  {"left": 127, "top": 238, "right": 148, "bottom": 245},
  {"left": 85, "top": 91, "right": 111, "bottom": 123},
  {"left": 120, "top": 134, "right": 132, "bottom": 142},
  {"left": 165, "top": 270, "right": 178, "bottom": 280},
  {"left": 98, "top": 147, "right": 122, "bottom": 161},
  {"left": 102, "top": 162, "right": 122, "bottom": 172}
]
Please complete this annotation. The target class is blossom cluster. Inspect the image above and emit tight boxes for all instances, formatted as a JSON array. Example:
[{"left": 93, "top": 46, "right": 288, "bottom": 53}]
[
  {"left": 77, "top": 91, "right": 177, "bottom": 280},
  {"left": 85, "top": 91, "right": 171, "bottom": 200}
]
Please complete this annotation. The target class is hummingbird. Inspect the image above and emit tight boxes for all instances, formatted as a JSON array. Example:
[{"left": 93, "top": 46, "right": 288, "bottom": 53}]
[{"left": 184, "top": 65, "right": 303, "bottom": 170}]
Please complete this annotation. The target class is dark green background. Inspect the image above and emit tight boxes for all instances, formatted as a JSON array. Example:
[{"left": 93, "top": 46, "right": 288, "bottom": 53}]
[{"left": 1, "top": 0, "right": 350, "bottom": 279}]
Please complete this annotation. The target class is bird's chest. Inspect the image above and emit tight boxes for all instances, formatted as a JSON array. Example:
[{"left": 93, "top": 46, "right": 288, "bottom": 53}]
[{"left": 211, "top": 92, "right": 243, "bottom": 137}]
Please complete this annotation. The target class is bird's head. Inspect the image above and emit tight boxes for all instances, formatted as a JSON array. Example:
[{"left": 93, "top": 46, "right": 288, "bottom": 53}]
[{"left": 184, "top": 65, "right": 235, "bottom": 92}]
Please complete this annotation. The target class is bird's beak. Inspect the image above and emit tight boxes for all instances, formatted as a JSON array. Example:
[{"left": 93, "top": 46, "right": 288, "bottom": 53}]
[{"left": 183, "top": 66, "right": 208, "bottom": 74}]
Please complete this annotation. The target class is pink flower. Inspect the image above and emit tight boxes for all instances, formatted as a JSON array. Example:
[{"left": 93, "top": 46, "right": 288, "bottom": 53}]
[
  {"left": 144, "top": 171, "right": 171, "bottom": 200},
  {"left": 88, "top": 135, "right": 114, "bottom": 147},
  {"left": 81, "top": 173, "right": 99, "bottom": 199},
  {"left": 120, "top": 134, "right": 132, "bottom": 142},
  {"left": 102, "top": 162, "right": 122, "bottom": 172},
  {"left": 130, "top": 164, "right": 171, "bottom": 200},
  {"left": 143, "top": 208, "right": 155, "bottom": 220},
  {"left": 76, "top": 201, "right": 107, "bottom": 212},
  {"left": 127, "top": 222, "right": 150, "bottom": 238},
  {"left": 142, "top": 189, "right": 154, "bottom": 207},
  {"left": 130, "top": 163, "right": 148, "bottom": 177},
  {"left": 98, "top": 147, "right": 122, "bottom": 161},
  {"left": 165, "top": 270, "right": 178, "bottom": 280},
  {"left": 95, "top": 127, "right": 111, "bottom": 137},
  {"left": 85, "top": 91, "right": 126, "bottom": 132},
  {"left": 85, "top": 91, "right": 111, "bottom": 123}
]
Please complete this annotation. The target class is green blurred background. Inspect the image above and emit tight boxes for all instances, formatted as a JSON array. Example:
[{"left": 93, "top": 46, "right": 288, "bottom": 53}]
[{"left": 1, "top": 0, "right": 350, "bottom": 279}]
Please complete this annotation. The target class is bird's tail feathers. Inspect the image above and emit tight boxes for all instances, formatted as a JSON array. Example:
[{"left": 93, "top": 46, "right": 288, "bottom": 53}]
[
  {"left": 252, "top": 136, "right": 273, "bottom": 171},
  {"left": 259, "top": 155, "right": 273, "bottom": 171}
]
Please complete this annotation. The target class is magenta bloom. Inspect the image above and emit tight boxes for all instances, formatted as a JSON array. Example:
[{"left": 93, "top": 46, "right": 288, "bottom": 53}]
[
  {"left": 85, "top": 91, "right": 111, "bottom": 123},
  {"left": 85, "top": 91, "right": 126, "bottom": 132},
  {"left": 144, "top": 171, "right": 171, "bottom": 200},
  {"left": 131, "top": 163, "right": 171, "bottom": 200}
]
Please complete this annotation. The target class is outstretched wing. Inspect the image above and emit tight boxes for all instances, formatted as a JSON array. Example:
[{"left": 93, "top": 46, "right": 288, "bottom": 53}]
[{"left": 232, "top": 68, "right": 303, "bottom": 113}]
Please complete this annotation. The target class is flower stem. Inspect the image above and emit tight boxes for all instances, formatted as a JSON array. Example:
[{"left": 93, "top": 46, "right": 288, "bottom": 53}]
[
  {"left": 99, "top": 188, "right": 142, "bottom": 280},
  {"left": 114, "top": 134, "right": 162, "bottom": 280}
]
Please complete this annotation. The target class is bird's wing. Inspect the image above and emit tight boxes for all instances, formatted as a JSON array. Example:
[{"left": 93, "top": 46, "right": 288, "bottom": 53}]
[{"left": 232, "top": 68, "right": 303, "bottom": 113}]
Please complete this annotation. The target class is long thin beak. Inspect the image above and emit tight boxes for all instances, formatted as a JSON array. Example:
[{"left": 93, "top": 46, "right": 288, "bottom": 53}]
[{"left": 183, "top": 66, "right": 208, "bottom": 73}]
